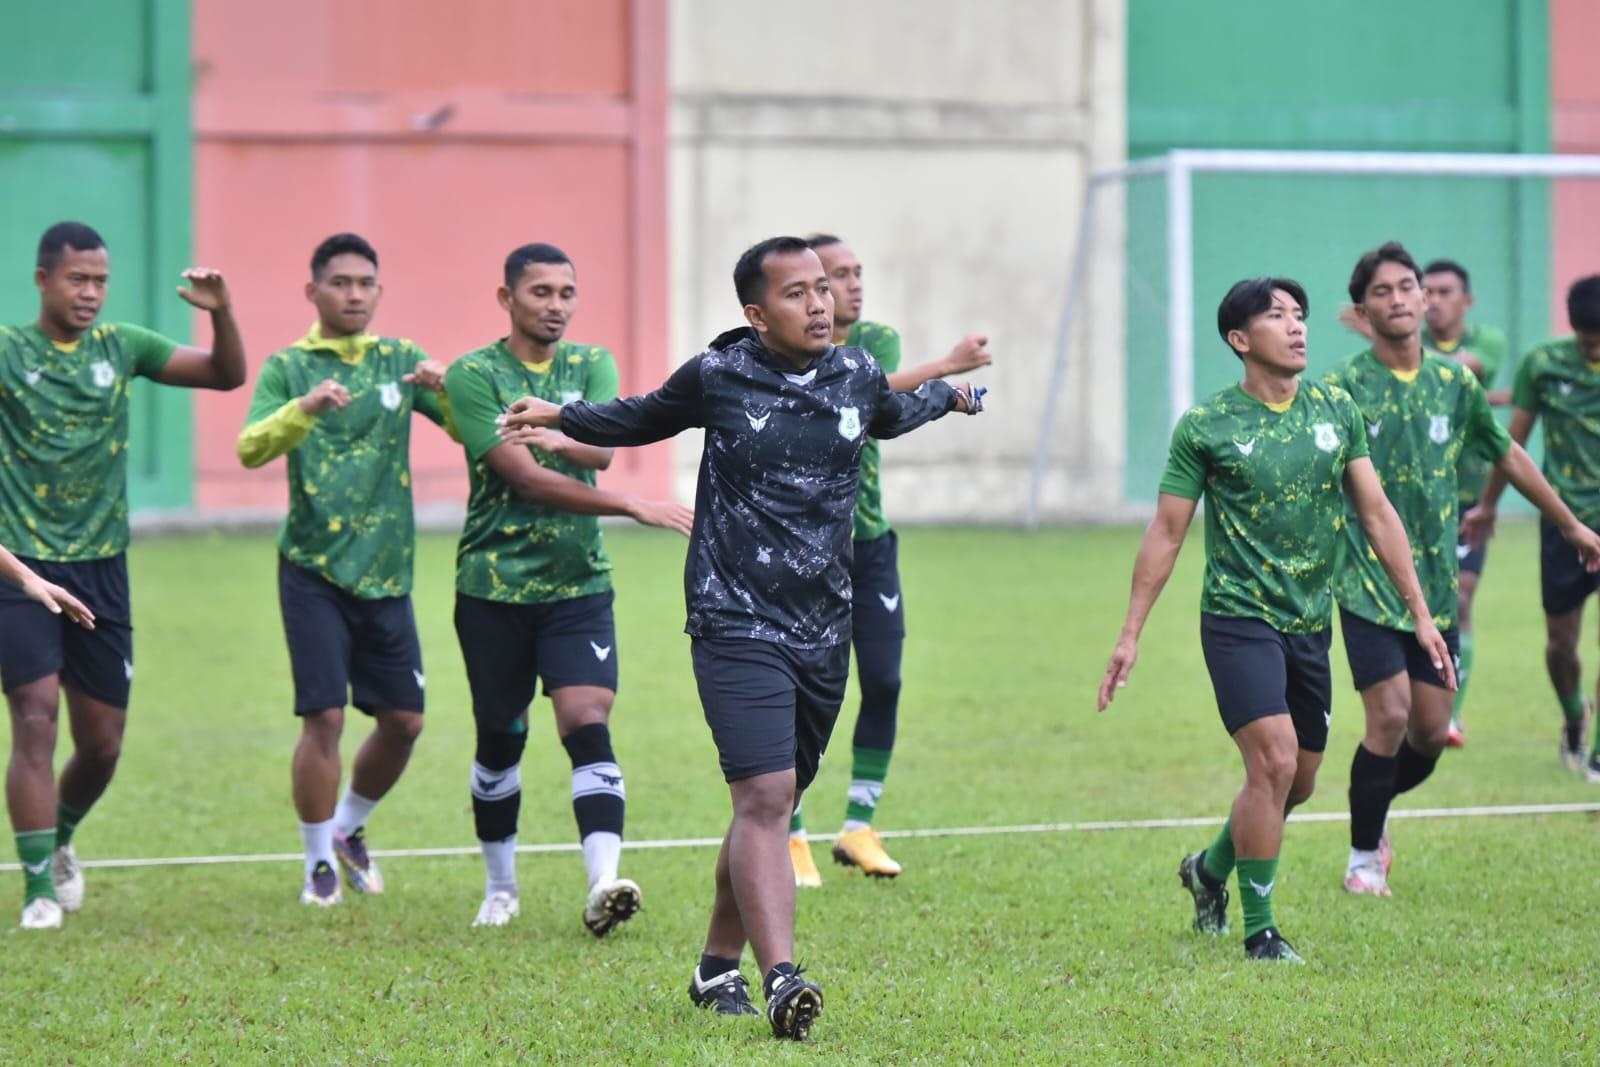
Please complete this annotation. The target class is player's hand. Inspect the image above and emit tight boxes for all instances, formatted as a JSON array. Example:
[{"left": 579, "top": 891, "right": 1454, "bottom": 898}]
[
  {"left": 942, "top": 334, "right": 993, "bottom": 375},
  {"left": 298, "top": 379, "right": 351, "bottom": 415},
  {"left": 952, "top": 382, "right": 986, "bottom": 415},
  {"left": 21, "top": 577, "right": 94, "bottom": 630},
  {"left": 1337, "top": 303, "right": 1374, "bottom": 339},
  {"left": 1561, "top": 520, "right": 1600, "bottom": 573},
  {"left": 176, "top": 268, "right": 232, "bottom": 312},
  {"left": 500, "top": 426, "right": 568, "bottom": 455},
  {"left": 1098, "top": 634, "right": 1138, "bottom": 711},
  {"left": 1460, "top": 503, "right": 1497, "bottom": 550},
  {"left": 1415, "top": 618, "right": 1458, "bottom": 691},
  {"left": 403, "top": 359, "right": 447, "bottom": 392},
  {"left": 498, "top": 395, "right": 563, "bottom": 432},
  {"left": 626, "top": 497, "right": 694, "bottom": 537}
]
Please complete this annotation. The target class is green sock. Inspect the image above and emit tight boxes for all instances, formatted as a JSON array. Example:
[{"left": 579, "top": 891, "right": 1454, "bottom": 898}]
[
  {"left": 843, "top": 747, "right": 892, "bottom": 826},
  {"left": 1452, "top": 631, "right": 1475, "bottom": 720},
  {"left": 1559, "top": 690, "right": 1585, "bottom": 726},
  {"left": 1201, "top": 817, "right": 1235, "bottom": 884},
  {"left": 56, "top": 802, "right": 89, "bottom": 849},
  {"left": 789, "top": 804, "right": 805, "bottom": 836},
  {"left": 15, "top": 829, "right": 56, "bottom": 904},
  {"left": 1236, "top": 857, "right": 1279, "bottom": 939}
]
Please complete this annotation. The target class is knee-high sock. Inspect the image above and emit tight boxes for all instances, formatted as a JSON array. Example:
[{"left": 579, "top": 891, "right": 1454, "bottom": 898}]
[
  {"left": 1348, "top": 744, "right": 1397, "bottom": 852},
  {"left": 563, "top": 722, "right": 625, "bottom": 886}
]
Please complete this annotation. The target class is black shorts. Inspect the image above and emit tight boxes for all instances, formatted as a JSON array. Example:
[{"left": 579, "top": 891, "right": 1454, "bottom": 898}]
[
  {"left": 1541, "top": 518, "right": 1600, "bottom": 616},
  {"left": 1198, "top": 613, "right": 1333, "bottom": 753},
  {"left": 280, "top": 557, "right": 424, "bottom": 716},
  {"left": 0, "top": 555, "right": 134, "bottom": 708},
  {"left": 1457, "top": 498, "right": 1488, "bottom": 576},
  {"left": 691, "top": 636, "right": 849, "bottom": 788},
  {"left": 851, "top": 530, "right": 906, "bottom": 641},
  {"left": 454, "top": 589, "right": 618, "bottom": 731},
  {"left": 1338, "top": 607, "right": 1460, "bottom": 692}
]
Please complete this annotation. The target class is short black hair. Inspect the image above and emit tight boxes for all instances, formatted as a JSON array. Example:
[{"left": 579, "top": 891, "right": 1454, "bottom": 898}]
[
  {"left": 310, "top": 233, "right": 378, "bottom": 279},
  {"left": 37, "top": 221, "right": 106, "bottom": 271},
  {"left": 805, "top": 233, "right": 844, "bottom": 250},
  {"left": 1422, "top": 258, "right": 1470, "bottom": 292},
  {"left": 504, "top": 243, "right": 573, "bottom": 289},
  {"left": 1216, "top": 277, "right": 1309, "bottom": 359},
  {"left": 1348, "top": 240, "right": 1422, "bottom": 304},
  {"left": 1568, "top": 275, "right": 1600, "bottom": 333},
  {"left": 733, "top": 236, "right": 812, "bottom": 307}
]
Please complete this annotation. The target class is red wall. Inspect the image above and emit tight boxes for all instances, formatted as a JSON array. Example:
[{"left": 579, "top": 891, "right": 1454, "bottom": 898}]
[
  {"left": 191, "top": 0, "right": 670, "bottom": 511},
  {"left": 1552, "top": 0, "right": 1600, "bottom": 333}
]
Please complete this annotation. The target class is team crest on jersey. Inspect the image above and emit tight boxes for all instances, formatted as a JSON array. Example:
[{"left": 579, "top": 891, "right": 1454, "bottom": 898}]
[
  {"left": 90, "top": 360, "right": 115, "bottom": 389},
  {"left": 561, "top": 389, "right": 584, "bottom": 404},
  {"left": 1312, "top": 422, "right": 1339, "bottom": 453},
  {"left": 1428, "top": 414, "right": 1450, "bottom": 444},
  {"left": 378, "top": 382, "right": 402, "bottom": 411},
  {"left": 837, "top": 406, "right": 862, "bottom": 440},
  {"left": 1559, "top": 381, "right": 1574, "bottom": 396}
]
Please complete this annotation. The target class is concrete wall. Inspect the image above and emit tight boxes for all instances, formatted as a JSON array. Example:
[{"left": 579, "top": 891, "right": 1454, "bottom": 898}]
[{"left": 669, "top": 0, "right": 1127, "bottom": 522}]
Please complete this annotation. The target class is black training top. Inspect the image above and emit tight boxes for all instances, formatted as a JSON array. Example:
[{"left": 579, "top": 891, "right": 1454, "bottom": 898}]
[{"left": 559, "top": 327, "right": 960, "bottom": 648}]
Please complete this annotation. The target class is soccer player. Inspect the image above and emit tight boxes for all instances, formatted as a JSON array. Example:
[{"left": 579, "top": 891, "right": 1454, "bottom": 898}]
[
  {"left": 1466, "top": 274, "right": 1600, "bottom": 780},
  {"left": 1328, "top": 242, "right": 1600, "bottom": 897},
  {"left": 1420, "top": 260, "right": 1510, "bottom": 746},
  {"left": 1100, "top": 276, "right": 1444, "bottom": 963},
  {"left": 784, "top": 234, "right": 992, "bottom": 885},
  {"left": 237, "top": 233, "right": 454, "bottom": 907},
  {"left": 444, "top": 243, "right": 692, "bottom": 936},
  {"left": 497, "top": 236, "right": 983, "bottom": 1038},
  {"left": 0, "top": 221, "right": 245, "bottom": 929}
]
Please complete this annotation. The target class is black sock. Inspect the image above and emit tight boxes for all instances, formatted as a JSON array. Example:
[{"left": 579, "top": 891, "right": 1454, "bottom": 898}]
[
  {"left": 1348, "top": 744, "right": 1397, "bottom": 851},
  {"left": 1392, "top": 737, "right": 1439, "bottom": 796},
  {"left": 763, "top": 961, "right": 797, "bottom": 997},
  {"left": 698, "top": 953, "right": 740, "bottom": 983}
]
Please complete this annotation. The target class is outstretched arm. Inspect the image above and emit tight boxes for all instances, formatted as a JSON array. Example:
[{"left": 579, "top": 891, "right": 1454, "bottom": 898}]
[
  {"left": 150, "top": 269, "right": 247, "bottom": 390},
  {"left": 1343, "top": 457, "right": 1455, "bottom": 688},
  {"left": 1098, "top": 493, "right": 1196, "bottom": 711},
  {"left": 884, "top": 334, "right": 993, "bottom": 392},
  {"left": 501, "top": 356, "right": 706, "bottom": 448},
  {"left": 481, "top": 444, "right": 691, "bottom": 535},
  {"left": 1487, "top": 440, "right": 1600, "bottom": 570}
]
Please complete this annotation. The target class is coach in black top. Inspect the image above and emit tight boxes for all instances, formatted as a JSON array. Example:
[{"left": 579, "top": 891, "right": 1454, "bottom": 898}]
[{"left": 498, "top": 235, "right": 982, "bottom": 1041}]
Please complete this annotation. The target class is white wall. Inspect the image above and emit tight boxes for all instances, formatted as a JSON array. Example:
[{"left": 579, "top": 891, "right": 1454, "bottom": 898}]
[{"left": 669, "top": 0, "right": 1128, "bottom": 522}]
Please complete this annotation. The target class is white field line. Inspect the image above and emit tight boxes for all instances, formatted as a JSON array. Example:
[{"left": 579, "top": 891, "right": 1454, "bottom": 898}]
[{"left": 4, "top": 801, "right": 1595, "bottom": 872}]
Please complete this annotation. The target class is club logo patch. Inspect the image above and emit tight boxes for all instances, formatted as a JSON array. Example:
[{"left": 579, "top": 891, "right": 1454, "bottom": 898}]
[
  {"left": 91, "top": 360, "right": 115, "bottom": 389},
  {"left": 1428, "top": 414, "right": 1450, "bottom": 444},
  {"left": 1312, "top": 422, "right": 1339, "bottom": 452},
  {"left": 838, "top": 406, "right": 861, "bottom": 441},
  {"left": 378, "top": 382, "right": 402, "bottom": 411}
]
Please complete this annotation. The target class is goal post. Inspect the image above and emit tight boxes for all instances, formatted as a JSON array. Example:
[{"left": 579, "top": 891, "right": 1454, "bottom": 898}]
[{"left": 1026, "top": 149, "right": 1600, "bottom": 528}]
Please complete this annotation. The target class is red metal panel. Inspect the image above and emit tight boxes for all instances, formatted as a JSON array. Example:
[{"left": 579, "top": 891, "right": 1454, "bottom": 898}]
[
  {"left": 191, "top": 0, "right": 669, "bottom": 512},
  {"left": 1551, "top": 0, "right": 1600, "bottom": 332}
]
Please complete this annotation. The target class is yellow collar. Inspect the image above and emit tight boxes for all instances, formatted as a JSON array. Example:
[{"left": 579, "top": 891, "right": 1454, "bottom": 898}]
[{"left": 293, "top": 322, "right": 378, "bottom": 364}]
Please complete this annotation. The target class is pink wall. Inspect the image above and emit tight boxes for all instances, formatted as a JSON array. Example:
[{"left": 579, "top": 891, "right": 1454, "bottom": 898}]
[
  {"left": 191, "top": 0, "right": 670, "bottom": 511},
  {"left": 1552, "top": 0, "right": 1600, "bottom": 332}
]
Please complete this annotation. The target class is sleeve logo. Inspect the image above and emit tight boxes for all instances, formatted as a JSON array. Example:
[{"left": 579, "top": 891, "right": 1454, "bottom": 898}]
[
  {"left": 379, "top": 382, "right": 402, "bottom": 410},
  {"left": 561, "top": 389, "right": 584, "bottom": 404},
  {"left": 1313, "top": 422, "right": 1339, "bottom": 452},
  {"left": 837, "top": 406, "right": 861, "bottom": 440},
  {"left": 1428, "top": 414, "right": 1450, "bottom": 444}
]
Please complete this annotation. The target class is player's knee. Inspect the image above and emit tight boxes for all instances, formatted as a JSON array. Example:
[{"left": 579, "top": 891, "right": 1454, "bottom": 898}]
[
  {"left": 1248, "top": 742, "right": 1298, "bottom": 794},
  {"left": 7, "top": 694, "right": 59, "bottom": 740},
  {"left": 1364, "top": 704, "right": 1407, "bottom": 749},
  {"left": 300, "top": 707, "right": 344, "bottom": 749},
  {"left": 1286, "top": 771, "right": 1318, "bottom": 809},
  {"left": 379, "top": 710, "right": 424, "bottom": 748},
  {"left": 474, "top": 727, "right": 527, "bottom": 774},
  {"left": 76, "top": 731, "right": 122, "bottom": 768},
  {"left": 731, "top": 771, "right": 796, "bottom": 825}
]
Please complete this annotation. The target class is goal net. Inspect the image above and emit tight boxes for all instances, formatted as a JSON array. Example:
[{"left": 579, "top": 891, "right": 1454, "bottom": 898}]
[{"left": 1026, "top": 150, "right": 1600, "bottom": 527}]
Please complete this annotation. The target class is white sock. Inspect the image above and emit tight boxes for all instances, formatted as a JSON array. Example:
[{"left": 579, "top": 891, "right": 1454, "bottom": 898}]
[
  {"left": 1348, "top": 847, "right": 1379, "bottom": 870},
  {"left": 482, "top": 836, "right": 518, "bottom": 896},
  {"left": 582, "top": 831, "right": 622, "bottom": 888},
  {"left": 299, "top": 819, "right": 335, "bottom": 879},
  {"left": 842, "top": 819, "right": 871, "bottom": 833},
  {"left": 332, "top": 789, "right": 379, "bottom": 838}
]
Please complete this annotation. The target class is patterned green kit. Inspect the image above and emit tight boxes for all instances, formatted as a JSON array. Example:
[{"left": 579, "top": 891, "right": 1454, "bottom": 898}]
[
  {"left": 848, "top": 320, "right": 901, "bottom": 543},
  {"left": 1424, "top": 322, "right": 1508, "bottom": 502},
  {"left": 1513, "top": 337, "right": 1600, "bottom": 528}
]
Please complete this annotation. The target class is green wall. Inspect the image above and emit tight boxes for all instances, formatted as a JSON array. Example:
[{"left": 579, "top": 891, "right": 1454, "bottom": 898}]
[
  {"left": 1125, "top": 0, "right": 1550, "bottom": 500},
  {"left": 0, "top": 0, "right": 194, "bottom": 512}
]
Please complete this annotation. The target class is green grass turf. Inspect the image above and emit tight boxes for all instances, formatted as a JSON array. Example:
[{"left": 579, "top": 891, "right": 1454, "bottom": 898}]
[{"left": 2, "top": 522, "right": 1597, "bottom": 1063}]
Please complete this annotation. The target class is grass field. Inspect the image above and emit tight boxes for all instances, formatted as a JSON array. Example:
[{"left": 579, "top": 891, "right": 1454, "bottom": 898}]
[{"left": 2, "top": 521, "right": 1597, "bottom": 1063}]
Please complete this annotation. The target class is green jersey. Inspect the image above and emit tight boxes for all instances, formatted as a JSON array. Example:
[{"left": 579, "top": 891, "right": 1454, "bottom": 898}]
[
  {"left": 0, "top": 322, "right": 176, "bottom": 561},
  {"left": 1512, "top": 336, "right": 1600, "bottom": 527},
  {"left": 445, "top": 339, "right": 619, "bottom": 604},
  {"left": 1326, "top": 350, "right": 1510, "bottom": 631},
  {"left": 849, "top": 320, "right": 902, "bottom": 542},
  {"left": 237, "top": 326, "right": 449, "bottom": 599},
  {"left": 1424, "top": 322, "right": 1509, "bottom": 502},
  {"left": 1159, "top": 381, "right": 1368, "bottom": 634}
]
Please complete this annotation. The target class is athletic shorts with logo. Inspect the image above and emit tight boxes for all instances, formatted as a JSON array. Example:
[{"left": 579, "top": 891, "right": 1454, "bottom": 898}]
[
  {"left": 454, "top": 589, "right": 618, "bottom": 730},
  {"left": 851, "top": 529, "right": 906, "bottom": 641},
  {"left": 1457, "top": 497, "right": 1488, "bottom": 576},
  {"left": 691, "top": 636, "right": 849, "bottom": 788},
  {"left": 1541, "top": 518, "right": 1600, "bottom": 616},
  {"left": 279, "top": 556, "right": 425, "bottom": 716},
  {"left": 1198, "top": 612, "right": 1333, "bottom": 753},
  {"left": 1338, "top": 606, "right": 1461, "bottom": 692},
  {"left": 0, "top": 555, "right": 134, "bottom": 707}
]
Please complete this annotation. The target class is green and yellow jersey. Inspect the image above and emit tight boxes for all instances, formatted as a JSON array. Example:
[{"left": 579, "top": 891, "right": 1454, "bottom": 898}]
[
  {"left": 445, "top": 339, "right": 619, "bottom": 604},
  {"left": 1160, "top": 380, "right": 1368, "bottom": 634},
  {"left": 0, "top": 322, "right": 176, "bottom": 561},
  {"left": 847, "top": 321, "right": 902, "bottom": 543},
  {"left": 1424, "top": 322, "right": 1509, "bottom": 503},
  {"left": 1512, "top": 336, "right": 1600, "bottom": 528},
  {"left": 1326, "top": 350, "right": 1510, "bottom": 631},
  {"left": 237, "top": 325, "right": 451, "bottom": 599}
]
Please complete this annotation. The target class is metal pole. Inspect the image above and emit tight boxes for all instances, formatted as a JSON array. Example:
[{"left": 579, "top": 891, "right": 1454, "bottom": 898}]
[{"left": 1166, "top": 153, "right": 1194, "bottom": 431}]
